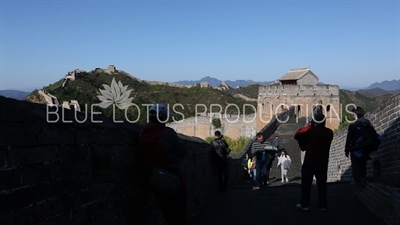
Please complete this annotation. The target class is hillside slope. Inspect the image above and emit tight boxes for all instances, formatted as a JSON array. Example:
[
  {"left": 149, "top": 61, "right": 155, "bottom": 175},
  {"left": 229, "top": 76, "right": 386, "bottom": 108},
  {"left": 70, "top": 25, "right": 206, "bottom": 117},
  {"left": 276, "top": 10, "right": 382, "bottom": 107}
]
[{"left": 25, "top": 71, "right": 257, "bottom": 125}]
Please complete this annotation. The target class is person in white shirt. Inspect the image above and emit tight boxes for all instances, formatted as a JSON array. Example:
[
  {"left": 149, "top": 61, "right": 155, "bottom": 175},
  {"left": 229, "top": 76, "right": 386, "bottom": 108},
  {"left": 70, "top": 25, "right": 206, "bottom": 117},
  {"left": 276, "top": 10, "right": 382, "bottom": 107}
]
[{"left": 277, "top": 150, "right": 291, "bottom": 183}]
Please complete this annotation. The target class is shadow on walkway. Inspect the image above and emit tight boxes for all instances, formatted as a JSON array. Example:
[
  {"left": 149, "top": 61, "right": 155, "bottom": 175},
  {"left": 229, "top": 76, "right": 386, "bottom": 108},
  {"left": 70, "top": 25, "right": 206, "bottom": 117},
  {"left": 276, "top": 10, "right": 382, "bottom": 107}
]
[{"left": 190, "top": 182, "right": 386, "bottom": 225}]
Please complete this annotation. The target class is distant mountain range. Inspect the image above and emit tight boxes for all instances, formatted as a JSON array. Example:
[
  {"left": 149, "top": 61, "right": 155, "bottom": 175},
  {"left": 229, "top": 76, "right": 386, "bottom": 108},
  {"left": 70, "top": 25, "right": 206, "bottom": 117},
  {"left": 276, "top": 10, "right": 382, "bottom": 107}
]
[
  {"left": 364, "top": 79, "right": 400, "bottom": 91},
  {"left": 175, "top": 77, "right": 399, "bottom": 91},
  {"left": 173, "top": 76, "right": 273, "bottom": 87},
  {"left": 356, "top": 88, "right": 400, "bottom": 98},
  {"left": 0, "top": 90, "right": 30, "bottom": 100},
  {"left": 2, "top": 77, "right": 398, "bottom": 100}
]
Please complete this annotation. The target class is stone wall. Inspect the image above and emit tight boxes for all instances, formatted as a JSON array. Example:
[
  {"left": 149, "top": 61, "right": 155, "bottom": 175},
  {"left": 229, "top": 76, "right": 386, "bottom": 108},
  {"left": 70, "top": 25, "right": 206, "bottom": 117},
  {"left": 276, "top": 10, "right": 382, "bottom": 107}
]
[
  {"left": 256, "top": 83, "right": 340, "bottom": 131},
  {"left": 234, "top": 107, "right": 295, "bottom": 159},
  {"left": 259, "top": 83, "right": 340, "bottom": 96},
  {"left": 0, "top": 96, "right": 243, "bottom": 224},
  {"left": 167, "top": 114, "right": 257, "bottom": 140},
  {"left": 327, "top": 94, "right": 400, "bottom": 225},
  {"left": 233, "top": 94, "right": 257, "bottom": 102}
]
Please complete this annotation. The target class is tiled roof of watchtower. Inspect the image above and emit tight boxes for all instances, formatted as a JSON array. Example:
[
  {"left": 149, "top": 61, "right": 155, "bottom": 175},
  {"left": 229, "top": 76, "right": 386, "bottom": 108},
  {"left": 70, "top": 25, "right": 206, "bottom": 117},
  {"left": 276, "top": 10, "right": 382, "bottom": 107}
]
[{"left": 278, "top": 68, "right": 318, "bottom": 81}]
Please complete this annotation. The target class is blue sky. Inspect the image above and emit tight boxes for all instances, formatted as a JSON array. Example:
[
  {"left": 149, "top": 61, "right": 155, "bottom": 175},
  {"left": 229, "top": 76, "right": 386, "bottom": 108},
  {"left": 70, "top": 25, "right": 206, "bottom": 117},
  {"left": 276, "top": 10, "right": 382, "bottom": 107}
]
[{"left": 1, "top": 0, "right": 399, "bottom": 90}]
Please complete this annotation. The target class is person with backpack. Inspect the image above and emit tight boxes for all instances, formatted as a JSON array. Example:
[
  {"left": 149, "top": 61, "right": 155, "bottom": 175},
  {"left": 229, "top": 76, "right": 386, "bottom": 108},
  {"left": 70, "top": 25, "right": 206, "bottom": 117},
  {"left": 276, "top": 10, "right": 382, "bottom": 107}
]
[
  {"left": 345, "top": 106, "right": 381, "bottom": 185},
  {"left": 138, "top": 103, "right": 188, "bottom": 225},
  {"left": 210, "top": 131, "right": 231, "bottom": 192}
]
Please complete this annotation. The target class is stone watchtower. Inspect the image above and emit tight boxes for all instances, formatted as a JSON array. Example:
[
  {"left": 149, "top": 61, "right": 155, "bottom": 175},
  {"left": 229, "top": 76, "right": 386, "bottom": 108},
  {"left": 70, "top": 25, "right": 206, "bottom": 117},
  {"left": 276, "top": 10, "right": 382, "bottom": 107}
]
[
  {"left": 256, "top": 68, "right": 340, "bottom": 131},
  {"left": 106, "top": 65, "right": 116, "bottom": 74}
]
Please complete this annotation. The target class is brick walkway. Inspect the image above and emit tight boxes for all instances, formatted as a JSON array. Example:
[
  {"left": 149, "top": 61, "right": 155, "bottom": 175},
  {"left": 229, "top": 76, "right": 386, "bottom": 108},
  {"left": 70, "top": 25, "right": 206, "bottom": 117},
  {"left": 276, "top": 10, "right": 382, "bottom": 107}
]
[{"left": 190, "top": 182, "right": 387, "bottom": 225}]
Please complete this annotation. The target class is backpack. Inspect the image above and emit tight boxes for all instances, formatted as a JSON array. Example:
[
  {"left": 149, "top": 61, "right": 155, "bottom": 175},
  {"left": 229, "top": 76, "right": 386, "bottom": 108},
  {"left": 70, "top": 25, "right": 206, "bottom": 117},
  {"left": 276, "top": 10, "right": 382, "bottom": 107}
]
[
  {"left": 211, "top": 139, "right": 230, "bottom": 163},
  {"left": 139, "top": 127, "right": 181, "bottom": 195},
  {"left": 138, "top": 127, "right": 169, "bottom": 174},
  {"left": 283, "top": 159, "right": 291, "bottom": 170},
  {"left": 353, "top": 122, "right": 382, "bottom": 154}
]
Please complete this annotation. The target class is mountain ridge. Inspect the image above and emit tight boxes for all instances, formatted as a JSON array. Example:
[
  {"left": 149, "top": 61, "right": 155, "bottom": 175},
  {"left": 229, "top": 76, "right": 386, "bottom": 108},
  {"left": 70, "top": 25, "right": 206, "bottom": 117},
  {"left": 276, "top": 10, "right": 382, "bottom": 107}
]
[
  {"left": 0, "top": 90, "right": 30, "bottom": 100},
  {"left": 173, "top": 76, "right": 273, "bottom": 88},
  {"left": 174, "top": 76, "right": 399, "bottom": 91},
  {"left": 364, "top": 79, "right": 399, "bottom": 91}
]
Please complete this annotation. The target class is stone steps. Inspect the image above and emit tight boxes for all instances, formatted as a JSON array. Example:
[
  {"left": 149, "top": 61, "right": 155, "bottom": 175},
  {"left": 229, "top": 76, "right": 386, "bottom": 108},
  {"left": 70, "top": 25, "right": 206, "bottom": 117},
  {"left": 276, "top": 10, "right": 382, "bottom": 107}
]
[{"left": 266, "top": 117, "right": 307, "bottom": 183}]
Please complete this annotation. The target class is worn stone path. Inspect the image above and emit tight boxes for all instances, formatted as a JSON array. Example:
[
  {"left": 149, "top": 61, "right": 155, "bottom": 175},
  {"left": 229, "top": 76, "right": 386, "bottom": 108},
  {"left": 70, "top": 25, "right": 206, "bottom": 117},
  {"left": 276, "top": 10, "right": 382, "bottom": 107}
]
[{"left": 190, "top": 182, "right": 387, "bottom": 225}]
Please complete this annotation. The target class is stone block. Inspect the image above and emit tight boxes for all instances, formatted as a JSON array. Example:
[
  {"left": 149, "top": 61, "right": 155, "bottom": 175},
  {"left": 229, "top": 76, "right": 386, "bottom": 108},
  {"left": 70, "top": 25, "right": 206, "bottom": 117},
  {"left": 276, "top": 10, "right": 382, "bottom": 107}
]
[
  {"left": 0, "top": 204, "right": 41, "bottom": 224},
  {"left": 0, "top": 126, "right": 36, "bottom": 146},
  {"left": 80, "top": 174, "right": 93, "bottom": 190},
  {"left": 90, "top": 146, "right": 113, "bottom": 159},
  {"left": 102, "top": 130, "right": 133, "bottom": 144},
  {"left": 66, "top": 189, "right": 96, "bottom": 210},
  {"left": 0, "top": 184, "right": 49, "bottom": 213},
  {"left": 57, "top": 145, "right": 89, "bottom": 161},
  {"left": 8, "top": 146, "right": 57, "bottom": 167},
  {"left": 40, "top": 198, "right": 65, "bottom": 220},
  {"left": 112, "top": 146, "right": 129, "bottom": 158},
  {"left": 22, "top": 163, "right": 62, "bottom": 185},
  {"left": 36, "top": 127, "right": 75, "bottom": 145},
  {"left": 0, "top": 169, "right": 21, "bottom": 190},
  {"left": 93, "top": 206, "right": 119, "bottom": 224},
  {"left": 92, "top": 170, "right": 120, "bottom": 183},
  {"left": 92, "top": 183, "right": 117, "bottom": 197},
  {"left": 92, "top": 157, "right": 113, "bottom": 171},
  {"left": 48, "top": 177, "right": 80, "bottom": 198},
  {"left": 75, "top": 131, "right": 93, "bottom": 144},
  {"left": 0, "top": 150, "right": 6, "bottom": 168},
  {"left": 71, "top": 201, "right": 95, "bottom": 223},
  {"left": 37, "top": 214, "right": 71, "bottom": 224},
  {"left": 63, "top": 160, "right": 92, "bottom": 176}
]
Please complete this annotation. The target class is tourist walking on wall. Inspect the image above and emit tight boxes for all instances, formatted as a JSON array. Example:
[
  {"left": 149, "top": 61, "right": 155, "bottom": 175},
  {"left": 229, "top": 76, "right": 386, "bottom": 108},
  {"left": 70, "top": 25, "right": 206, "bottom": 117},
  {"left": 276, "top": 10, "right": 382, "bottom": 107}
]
[
  {"left": 294, "top": 114, "right": 333, "bottom": 212},
  {"left": 272, "top": 136, "right": 281, "bottom": 150},
  {"left": 248, "top": 156, "right": 257, "bottom": 182},
  {"left": 277, "top": 150, "right": 291, "bottom": 183},
  {"left": 251, "top": 132, "right": 270, "bottom": 187},
  {"left": 242, "top": 153, "right": 251, "bottom": 182},
  {"left": 138, "top": 103, "right": 188, "bottom": 224},
  {"left": 345, "top": 106, "right": 381, "bottom": 186},
  {"left": 210, "top": 131, "right": 231, "bottom": 192}
]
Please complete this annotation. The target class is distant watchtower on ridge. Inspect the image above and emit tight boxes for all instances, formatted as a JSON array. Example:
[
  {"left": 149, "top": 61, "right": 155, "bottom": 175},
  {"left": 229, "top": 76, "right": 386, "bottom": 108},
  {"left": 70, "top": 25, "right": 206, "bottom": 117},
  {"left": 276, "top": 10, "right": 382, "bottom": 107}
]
[
  {"left": 106, "top": 65, "right": 116, "bottom": 74},
  {"left": 256, "top": 67, "right": 340, "bottom": 131}
]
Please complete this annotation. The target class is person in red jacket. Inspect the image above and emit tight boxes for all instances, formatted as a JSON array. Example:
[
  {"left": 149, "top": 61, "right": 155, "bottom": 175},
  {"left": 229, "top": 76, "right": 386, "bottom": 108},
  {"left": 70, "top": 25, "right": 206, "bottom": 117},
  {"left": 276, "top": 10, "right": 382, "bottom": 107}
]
[
  {"left": 139, "top": 103, "right": 188, "bottom": 225},
  {"left": 294, "top": 113, "right": 333, "bottom": 212}
]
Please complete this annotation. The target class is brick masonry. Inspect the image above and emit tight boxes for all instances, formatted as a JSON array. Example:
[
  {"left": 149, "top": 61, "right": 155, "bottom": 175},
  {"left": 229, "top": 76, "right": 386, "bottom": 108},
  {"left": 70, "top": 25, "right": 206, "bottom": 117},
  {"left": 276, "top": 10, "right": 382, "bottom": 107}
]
[
  {"left": 1, "top": 93, "right": 398, "bottom": 224},
  {"left": 0, "top": 96, "right": 243, "bottom": 224},
  {"left": 327, "top": 94, "right": 400, "bottom": 225}
]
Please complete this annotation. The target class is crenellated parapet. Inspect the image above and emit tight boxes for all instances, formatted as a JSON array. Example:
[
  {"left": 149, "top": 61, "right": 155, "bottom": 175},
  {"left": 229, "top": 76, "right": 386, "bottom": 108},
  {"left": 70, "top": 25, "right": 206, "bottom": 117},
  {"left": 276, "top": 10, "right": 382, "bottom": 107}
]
[{"left": 257, "top": 67, "right": 341, "bottom": 131}]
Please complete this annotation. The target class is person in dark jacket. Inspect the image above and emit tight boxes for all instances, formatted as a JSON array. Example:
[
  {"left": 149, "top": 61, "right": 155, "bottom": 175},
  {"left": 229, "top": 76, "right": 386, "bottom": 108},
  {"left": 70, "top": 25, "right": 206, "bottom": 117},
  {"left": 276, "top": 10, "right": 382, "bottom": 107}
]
[
  {"left": 139, "top": 103, "right": 187, "bottom": 225},
  {"left": 294, "top": 113, "right": 333, "bottom": 212},
  {"left": 272, "top": 136, "right": 281, "bottom": 150},
  {"left": 210, "top": 130, "right": 230, "bottom": 192},
  {"left": 345, "top": 106, "right": 375, "bottom": 185}
]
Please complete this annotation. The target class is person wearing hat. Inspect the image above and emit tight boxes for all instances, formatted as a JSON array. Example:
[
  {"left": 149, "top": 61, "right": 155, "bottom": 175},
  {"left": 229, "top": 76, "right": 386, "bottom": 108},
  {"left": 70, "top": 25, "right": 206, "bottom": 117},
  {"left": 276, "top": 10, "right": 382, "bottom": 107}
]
[
  {"left": 295, "top": 113, "right": 333, "bottom": 212},
  {"left": 139, "top": 103, "right": 188, "bottom": 225}
]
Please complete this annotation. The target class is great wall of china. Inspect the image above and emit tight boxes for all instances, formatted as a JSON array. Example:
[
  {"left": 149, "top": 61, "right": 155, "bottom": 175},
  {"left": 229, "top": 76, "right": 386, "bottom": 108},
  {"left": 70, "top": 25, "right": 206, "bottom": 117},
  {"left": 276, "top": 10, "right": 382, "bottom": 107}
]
[
  {"left": 38, "top": 65, "right": 236, "bottom": 114},
  {"left": 35, "top": 65, "right": 344, "bottom": 140}
]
